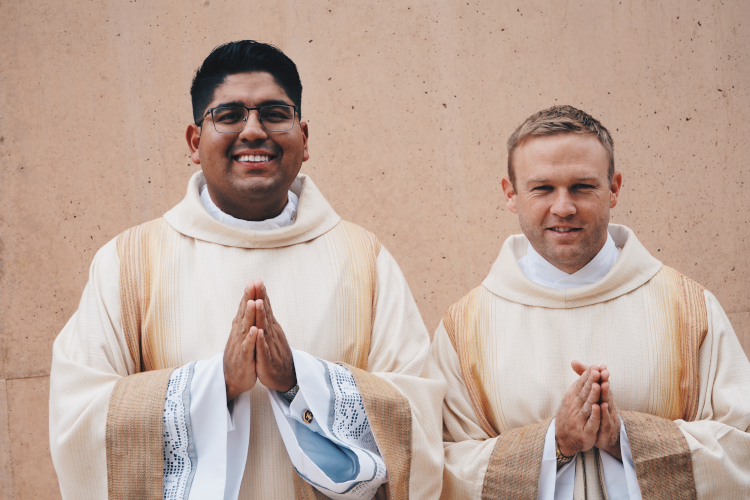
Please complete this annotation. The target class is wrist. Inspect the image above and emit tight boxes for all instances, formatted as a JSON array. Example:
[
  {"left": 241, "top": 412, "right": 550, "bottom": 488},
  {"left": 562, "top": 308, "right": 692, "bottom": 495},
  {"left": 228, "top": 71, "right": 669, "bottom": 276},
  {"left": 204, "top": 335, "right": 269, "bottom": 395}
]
[
  {"left": 555, "top": 436, "right": 577, "bottom": 458},
  {"left": 225, "top": 382, "right": 239, "bottom": 402},
  {"left": 277, "top": 374, "right": 297, "bottom": 393},
  {"left": 275, "top": 363, "right": 297, "bottom": 393},
  {"left": 600, "top": 441, "right": 622, "bottom": 460},
  {"left": 260, "top": 372, "right": 297, "bottom": 393}
]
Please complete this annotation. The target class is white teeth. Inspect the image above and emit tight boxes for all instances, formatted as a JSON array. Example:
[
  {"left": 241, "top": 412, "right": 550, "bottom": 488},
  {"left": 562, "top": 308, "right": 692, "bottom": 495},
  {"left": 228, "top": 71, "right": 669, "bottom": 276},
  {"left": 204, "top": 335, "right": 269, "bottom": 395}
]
[
  {"left": 238, "top": 155, "right": 270, "bottom": 162},
  {"left": 552, "top": 227, "right": 575, "bottom": 232}
]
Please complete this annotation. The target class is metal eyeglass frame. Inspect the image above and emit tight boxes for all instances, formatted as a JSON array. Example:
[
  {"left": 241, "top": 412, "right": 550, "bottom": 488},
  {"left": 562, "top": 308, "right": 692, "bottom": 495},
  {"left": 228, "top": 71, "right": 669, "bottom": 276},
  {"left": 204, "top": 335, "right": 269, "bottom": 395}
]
[{"left": 197, "top": 104, "right": 300, "bottom": 133}]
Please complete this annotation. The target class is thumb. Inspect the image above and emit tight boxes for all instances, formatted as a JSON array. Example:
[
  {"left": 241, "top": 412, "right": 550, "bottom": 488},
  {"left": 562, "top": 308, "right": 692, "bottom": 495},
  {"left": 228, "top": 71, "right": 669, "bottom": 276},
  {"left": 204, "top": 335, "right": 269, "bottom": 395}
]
[{"left": 585, "top": 404, "right": 601, "bottom": 434}]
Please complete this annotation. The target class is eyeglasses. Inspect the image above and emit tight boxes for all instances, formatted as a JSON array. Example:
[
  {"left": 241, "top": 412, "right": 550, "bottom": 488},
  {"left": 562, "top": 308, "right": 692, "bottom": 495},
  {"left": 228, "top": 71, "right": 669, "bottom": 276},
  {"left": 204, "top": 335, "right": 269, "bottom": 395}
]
[{"left": 198, "top": 104, "right": 299, "bottom": 133}]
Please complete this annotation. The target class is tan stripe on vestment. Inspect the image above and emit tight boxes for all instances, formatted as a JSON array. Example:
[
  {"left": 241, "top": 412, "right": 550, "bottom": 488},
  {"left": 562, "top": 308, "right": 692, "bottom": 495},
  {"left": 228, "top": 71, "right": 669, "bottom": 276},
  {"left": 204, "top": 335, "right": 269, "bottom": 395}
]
[
  {"left": 662, "top": 267, "right": 709, "bottom": 422},
  {"left": 117, "top": 218, "right": 174, "bottom": 372},
  {"left": 117, "top": 222, "right": 150, "bottom": 372},
  {"left": 106, "top": 368, "right": 174, "bottom": 500},
  {"left": 621, "top": 411, "right": 696, "bottom": 500},
  {"left": 349, "top": 366, "right": 412, "bottom": 500},
  {"left": 481, "top": 418, "right": 551, "bottom": 500},
  {"left": 443, "top": 288, "right": 499, "bottom": 438},
  {"left": 110, "top": 219, "right": 177, "bottom": 499}
]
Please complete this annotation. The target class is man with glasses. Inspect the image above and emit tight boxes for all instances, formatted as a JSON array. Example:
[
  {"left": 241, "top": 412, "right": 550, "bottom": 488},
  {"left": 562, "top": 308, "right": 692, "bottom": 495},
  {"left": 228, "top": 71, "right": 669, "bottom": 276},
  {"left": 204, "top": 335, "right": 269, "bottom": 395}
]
[{"left": 50, "top": 40, "right": 444, "bottom": 500}]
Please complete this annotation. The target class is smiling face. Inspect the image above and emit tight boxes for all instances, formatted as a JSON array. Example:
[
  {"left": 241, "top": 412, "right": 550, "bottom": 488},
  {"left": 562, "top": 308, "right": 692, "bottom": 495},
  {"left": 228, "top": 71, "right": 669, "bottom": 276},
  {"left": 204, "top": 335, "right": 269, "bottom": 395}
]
[
  {"left": 186, "top": 71, "right": 309, "bottom": 221},
  {"left": 501, "top": 133, "right": 623, "bottom": 274}
]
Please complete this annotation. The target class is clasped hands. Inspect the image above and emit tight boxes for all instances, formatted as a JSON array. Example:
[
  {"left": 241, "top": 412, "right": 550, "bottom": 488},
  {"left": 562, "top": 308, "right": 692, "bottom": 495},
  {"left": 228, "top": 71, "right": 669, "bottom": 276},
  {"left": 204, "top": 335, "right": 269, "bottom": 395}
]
[
  {"left": 555, "top": 360, "right": 622, "bottom": 460},
  {"left": 223, "top": 279, "right": 296, "bottom": 401}
]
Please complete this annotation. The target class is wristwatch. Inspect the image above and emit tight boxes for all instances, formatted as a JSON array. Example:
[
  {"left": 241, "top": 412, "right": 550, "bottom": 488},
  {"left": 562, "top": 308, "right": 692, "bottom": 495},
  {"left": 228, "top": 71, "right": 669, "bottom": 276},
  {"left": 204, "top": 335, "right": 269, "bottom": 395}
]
[{"left": 555, "top": 438, "right": 576, "bottom": 469}]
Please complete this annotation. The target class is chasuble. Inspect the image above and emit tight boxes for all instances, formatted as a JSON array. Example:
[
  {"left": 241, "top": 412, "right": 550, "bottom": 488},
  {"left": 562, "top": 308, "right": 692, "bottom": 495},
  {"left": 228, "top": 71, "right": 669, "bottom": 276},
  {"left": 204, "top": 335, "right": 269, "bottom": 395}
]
[
  {"left": 433, "top": 224, "right": 750, "bottom": 499},
  {"left": 49, "top": 172, "right": 444, "bottom": 500}
]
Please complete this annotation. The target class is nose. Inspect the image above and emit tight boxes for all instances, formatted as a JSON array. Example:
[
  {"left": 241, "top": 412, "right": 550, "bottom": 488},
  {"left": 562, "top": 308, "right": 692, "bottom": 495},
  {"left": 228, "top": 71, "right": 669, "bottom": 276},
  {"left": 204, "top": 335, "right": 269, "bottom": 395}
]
[
  {"left": 550, "top": 189, "right": 576, "bottom": 217},
  {"left": 237, "top": 110, "right": 268, "bottom": 142}
]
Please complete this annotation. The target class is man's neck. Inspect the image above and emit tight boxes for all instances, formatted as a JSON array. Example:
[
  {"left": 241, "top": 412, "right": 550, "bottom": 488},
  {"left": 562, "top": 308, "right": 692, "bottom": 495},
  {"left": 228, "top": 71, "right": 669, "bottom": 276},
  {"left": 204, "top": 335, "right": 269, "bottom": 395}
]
[
  {"left": 206, "top": 186, "right": 288, "bottom": 222},
  {"left": 200, "top": 185, "right": 298, "bottom": 231},
  {"left": 538, "top": 235, "right": 609, "bottom": 275},
  {"left": 520, "top": 233, "right": 620, "bottom": 289}
]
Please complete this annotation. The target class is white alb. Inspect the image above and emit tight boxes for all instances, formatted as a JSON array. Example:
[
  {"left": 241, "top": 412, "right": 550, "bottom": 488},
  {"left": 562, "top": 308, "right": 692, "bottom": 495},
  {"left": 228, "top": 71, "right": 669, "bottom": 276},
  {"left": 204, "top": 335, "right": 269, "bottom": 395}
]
[{"left": 200, "top": 185, "right": 298, "bottom": 230}]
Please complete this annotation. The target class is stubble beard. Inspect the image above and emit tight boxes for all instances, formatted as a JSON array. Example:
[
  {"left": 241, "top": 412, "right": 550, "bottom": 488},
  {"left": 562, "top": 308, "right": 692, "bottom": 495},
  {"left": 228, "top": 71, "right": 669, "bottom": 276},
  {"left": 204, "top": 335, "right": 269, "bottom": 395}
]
[{"left": 519, "top": 210, "right": 611, "bottom": 274}]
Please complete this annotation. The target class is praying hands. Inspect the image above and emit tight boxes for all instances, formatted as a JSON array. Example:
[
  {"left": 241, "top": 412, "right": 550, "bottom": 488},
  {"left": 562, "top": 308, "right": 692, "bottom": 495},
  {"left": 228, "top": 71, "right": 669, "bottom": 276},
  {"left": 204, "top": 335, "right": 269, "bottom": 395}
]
[
  {"left": 223, "top": 279, "right": 297, "bottom": 401},
  {"left": 555, "top": 360, "right": 622, "bottom": 460}
]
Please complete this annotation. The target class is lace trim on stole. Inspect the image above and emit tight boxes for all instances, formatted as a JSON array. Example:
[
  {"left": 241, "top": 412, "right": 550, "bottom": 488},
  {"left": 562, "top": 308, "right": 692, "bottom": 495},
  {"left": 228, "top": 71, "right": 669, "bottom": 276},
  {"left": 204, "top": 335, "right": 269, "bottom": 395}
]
[
  {"left": 163, "top": 363, "right": 197, "bottom": 500},
  {"left": 319, "top": 362, "right": 386, "bottom": 499}
]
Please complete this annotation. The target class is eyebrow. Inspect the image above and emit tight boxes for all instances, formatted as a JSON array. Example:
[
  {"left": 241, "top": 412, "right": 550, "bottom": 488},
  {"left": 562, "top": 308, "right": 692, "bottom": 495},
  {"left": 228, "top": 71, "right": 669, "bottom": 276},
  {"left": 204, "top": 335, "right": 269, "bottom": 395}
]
[
  {"left": 213, "top": 99, "right": 293, "bottom": 108},
  {"left": 526, "top": 176, "right": 601, "bottom": 184}
]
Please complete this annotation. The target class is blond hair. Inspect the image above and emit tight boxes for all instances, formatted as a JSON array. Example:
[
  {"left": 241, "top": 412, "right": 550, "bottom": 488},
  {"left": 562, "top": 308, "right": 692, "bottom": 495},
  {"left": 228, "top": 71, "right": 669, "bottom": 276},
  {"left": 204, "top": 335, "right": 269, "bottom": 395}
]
[{"left": 507, "top": 105, "right": 615, "bottom": 188}]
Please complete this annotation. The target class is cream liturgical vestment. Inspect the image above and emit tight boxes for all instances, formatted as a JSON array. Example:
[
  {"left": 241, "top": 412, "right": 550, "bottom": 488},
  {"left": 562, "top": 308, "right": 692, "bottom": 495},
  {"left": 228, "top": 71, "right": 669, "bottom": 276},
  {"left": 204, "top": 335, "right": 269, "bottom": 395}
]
[
  {"left": 433, "top": 225, "right": 750, "bottom": 499},
  {"left": 49, "top": 172, "right": 445, "bottom": 500}
]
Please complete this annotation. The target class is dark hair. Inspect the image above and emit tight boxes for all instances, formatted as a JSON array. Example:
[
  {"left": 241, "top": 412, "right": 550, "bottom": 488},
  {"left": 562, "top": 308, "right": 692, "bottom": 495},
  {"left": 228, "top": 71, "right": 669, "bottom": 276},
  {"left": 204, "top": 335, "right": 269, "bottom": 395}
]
[
  {"left": 507, "top": 105, "right": 615, "bottom": 189},
  {"left": 190, "top": 40, "right": 302, "bottom": 124}
]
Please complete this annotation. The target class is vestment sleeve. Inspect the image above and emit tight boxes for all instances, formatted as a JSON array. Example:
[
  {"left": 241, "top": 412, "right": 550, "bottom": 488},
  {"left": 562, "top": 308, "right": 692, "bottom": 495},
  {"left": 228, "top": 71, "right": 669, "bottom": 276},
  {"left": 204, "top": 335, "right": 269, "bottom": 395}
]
[
  {"left": 432, "top": 319, "right": 550, "bottom": 500},
  {"left": 49, "top": 239, "right": 252, "bottom": 500},
  {"left": 268, "top": 350, "right": 386, "bottom": 499},
  {"left": 49, "top": 238, "right": 138, "bottom": 499},
  {"left": 674, "top": 291, "right": 750, "bottom": 498}
]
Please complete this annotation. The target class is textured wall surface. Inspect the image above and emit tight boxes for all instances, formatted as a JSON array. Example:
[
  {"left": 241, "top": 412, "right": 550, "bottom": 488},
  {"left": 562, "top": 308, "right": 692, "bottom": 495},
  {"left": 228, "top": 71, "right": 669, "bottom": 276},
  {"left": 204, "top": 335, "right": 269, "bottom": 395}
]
[{"left": 1, "top": 0, "right": 749, "bottom": 497}]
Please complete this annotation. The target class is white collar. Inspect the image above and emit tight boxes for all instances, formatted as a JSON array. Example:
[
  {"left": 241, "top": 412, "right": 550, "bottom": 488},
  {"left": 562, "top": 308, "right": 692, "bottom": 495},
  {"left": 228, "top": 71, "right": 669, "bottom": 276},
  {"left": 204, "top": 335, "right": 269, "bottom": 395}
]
[
  {"left": 518, "top": 232, "right": 621, "bottom": 289},
  {"left": 199, "top": 185, "right": 298, "bottom": 231}
]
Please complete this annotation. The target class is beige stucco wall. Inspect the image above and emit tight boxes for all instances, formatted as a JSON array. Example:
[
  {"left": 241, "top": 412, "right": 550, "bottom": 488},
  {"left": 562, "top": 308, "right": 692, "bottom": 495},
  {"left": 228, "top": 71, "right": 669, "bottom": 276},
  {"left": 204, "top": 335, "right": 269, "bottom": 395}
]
[{"left": 1, "top": 0, "right": 748, "bottom": 497}]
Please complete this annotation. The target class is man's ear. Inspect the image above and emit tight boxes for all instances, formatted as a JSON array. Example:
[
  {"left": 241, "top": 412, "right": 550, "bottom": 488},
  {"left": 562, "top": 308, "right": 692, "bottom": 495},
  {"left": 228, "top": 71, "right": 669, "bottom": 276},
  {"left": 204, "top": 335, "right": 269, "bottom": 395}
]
[
  {"left": 186, "top": 124, "right": 201, "bottom": 164},
  {"left": 609, "top": 171, "right": 623, "bottom": 209},
  {"left": 300, "top": 121, "right": 310, "bottom": 162},
  {"left": 501, "top": 176, "right": 519, "bottom": 213}
]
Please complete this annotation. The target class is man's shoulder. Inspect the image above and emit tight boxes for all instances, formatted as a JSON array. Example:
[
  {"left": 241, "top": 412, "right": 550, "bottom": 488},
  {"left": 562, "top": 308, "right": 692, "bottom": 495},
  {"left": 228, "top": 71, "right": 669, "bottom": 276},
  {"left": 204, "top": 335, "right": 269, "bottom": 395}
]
[
  {"left": 329, "top": 219, "right": 382, "bottom": 255},
  {"left": 652, "top": 265, "right": 708, "bottom": 297},
  {"left": 116, "top": 217, "right": 171, "bottom": 240},
  {"left": 443, "top": 286, "right": 493, "bottom": 326},
  {"left": 113, "top": 217, "right": 175, "bottom": 261},
  {"left": 87, "top": 218, "right": 172, "bottom": 271},
  {"left": 650, "top": 267, "right": 711, "bottom": 349}
]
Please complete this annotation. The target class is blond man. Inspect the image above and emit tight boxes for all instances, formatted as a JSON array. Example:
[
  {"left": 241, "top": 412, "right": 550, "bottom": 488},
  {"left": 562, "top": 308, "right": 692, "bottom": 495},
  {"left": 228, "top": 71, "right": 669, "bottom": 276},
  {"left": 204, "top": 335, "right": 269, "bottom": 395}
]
[{"left": 433, "top": 105, "right": 750, "bottom": 499}]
